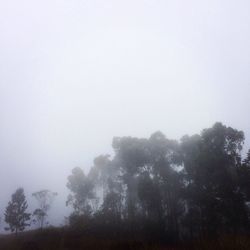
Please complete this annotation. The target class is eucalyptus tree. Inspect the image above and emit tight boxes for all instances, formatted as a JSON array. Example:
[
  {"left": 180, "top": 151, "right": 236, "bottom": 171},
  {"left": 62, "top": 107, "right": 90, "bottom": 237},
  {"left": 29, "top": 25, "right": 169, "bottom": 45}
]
[
  {"left": 181, "top": 123, "right": 248, "bottom": 236},
  {"left": 32, "top": 189, "right": 57, "bottom": 229},
  {"left": 67, "top": 167, "right": 95, "bottom": 215},
  {"left": 112, "top": 136, "right": 150, "bottom": 222}
]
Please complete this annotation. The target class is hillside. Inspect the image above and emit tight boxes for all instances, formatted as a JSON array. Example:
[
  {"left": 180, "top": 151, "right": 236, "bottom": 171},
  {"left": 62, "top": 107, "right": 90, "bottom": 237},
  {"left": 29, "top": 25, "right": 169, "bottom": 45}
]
[{"left": 1, "top": 227, "right": 250, "bottom": 250}]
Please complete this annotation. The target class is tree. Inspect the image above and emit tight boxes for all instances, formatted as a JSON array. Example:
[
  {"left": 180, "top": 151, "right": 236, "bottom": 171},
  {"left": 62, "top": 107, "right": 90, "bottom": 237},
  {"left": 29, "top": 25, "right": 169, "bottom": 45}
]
[
  {"left": 112, "top": 136, "right": 149, "bottom": 221},
  {"left": 5, "top": 188, "right": 31, "bottom": 235},
  {"left": 66, "top": 167, "right": 95, "bottom": 215},
  {"left": 181, "top": 123, "right": 247, "bottom": 236},
  {"left": 238, "top": 150, "right": 250, "bottom": 201},
  {"left": 112, "top": 132, "right": 183, "bottom": 240},
  {"left": 32, "top": 189, "right": 57, "bottom": 229}
]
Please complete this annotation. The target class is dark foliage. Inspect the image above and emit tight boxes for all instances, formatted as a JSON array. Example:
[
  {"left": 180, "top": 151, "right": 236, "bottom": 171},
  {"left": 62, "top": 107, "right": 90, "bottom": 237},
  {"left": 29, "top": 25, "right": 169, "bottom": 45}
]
[
  {"left": 3, "top": 122, "right": 250, "bottom": 249},
  {"left": 4, "top": 188, "right": 31, "bottom": 235},
  {"left": 66, "top": 122, "right": 250, "bottom": 243}
]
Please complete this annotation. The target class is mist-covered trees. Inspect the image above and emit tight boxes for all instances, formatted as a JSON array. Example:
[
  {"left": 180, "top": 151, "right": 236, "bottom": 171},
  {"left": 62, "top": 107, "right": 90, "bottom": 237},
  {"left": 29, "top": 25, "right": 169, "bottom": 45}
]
[
  {"left": 181, "top": 123, "right": 248, "bottom": 237},
  {"left": 4, "top": 188, "right": 31, "bottom": 235},
  {"left": 66, "top": 123, "right": 250, "bottom": 241},
  {"left": 4, "top": 122, "right": 249, "bottom": 241},
  {"left": 66, "top": 167, "right": 96, "bottom": 215},
  {"left": 32, "top": 190, "right": 57, "bottom": 229}
]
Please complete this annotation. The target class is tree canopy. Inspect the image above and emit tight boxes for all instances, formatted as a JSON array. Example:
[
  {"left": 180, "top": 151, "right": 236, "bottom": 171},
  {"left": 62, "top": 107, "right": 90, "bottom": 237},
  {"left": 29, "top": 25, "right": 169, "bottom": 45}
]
[
  {"left": 66, "top": 122, "right": 250, "bottom": 241},
  {"left": 4, "top": 188, "right": 30, "bottom": 235}
]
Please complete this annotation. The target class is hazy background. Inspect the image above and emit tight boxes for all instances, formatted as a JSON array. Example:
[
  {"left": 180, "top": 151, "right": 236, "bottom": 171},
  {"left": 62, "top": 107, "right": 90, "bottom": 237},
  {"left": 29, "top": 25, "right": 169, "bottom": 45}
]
[{"left": 0, "top": 0, "right": 250, "bottom": 231}]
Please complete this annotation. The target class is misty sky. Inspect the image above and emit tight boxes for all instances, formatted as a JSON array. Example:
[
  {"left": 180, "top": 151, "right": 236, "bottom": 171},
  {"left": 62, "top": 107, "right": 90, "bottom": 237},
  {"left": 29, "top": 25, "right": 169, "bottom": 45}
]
[{"left": 1, "top": 0, "right": 250, "bottom": 229}]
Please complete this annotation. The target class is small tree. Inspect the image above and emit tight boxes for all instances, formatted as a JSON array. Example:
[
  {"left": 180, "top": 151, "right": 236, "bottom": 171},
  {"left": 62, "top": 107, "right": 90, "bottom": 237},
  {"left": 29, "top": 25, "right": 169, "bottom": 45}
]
[
  {"left": 5, "top": 188, "right": 31, "bottom": 235},
  {"left": 32, "top": 189, "right": 57, "bottom": 229}
]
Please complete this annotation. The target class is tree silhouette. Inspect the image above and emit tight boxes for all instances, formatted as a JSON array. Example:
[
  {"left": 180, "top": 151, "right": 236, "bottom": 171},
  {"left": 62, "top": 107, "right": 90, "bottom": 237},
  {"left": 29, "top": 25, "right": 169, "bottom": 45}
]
[
  {"left": 4, "top": 188, "right": 30, "bottom": 235},
  {"left": 65, "top": 122, "right": 250, "bottom": 242},
  {"left": 181, "top": 123, "right": 247, "bottom": 236}
]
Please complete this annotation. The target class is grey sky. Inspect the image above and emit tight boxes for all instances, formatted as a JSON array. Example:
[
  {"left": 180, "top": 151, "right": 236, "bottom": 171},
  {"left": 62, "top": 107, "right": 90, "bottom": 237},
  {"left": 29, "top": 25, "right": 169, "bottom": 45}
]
[{"left": 1, "top": 0, "right": 250, "bottom": 229}]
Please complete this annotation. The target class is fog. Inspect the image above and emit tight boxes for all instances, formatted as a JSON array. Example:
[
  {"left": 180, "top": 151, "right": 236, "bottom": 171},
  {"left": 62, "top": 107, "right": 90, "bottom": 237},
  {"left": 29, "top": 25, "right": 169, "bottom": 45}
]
[{"left": 0, "top": 0, "right": 250, "bottom": 231}]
